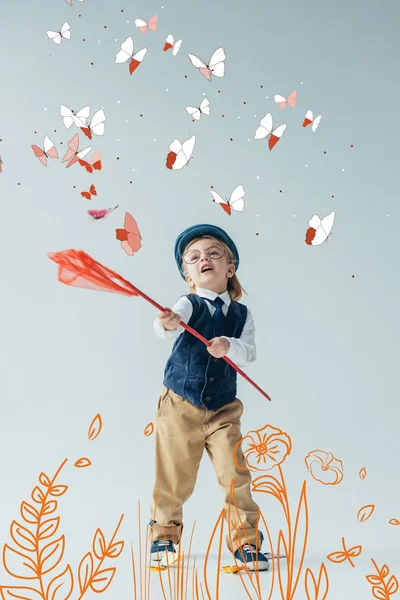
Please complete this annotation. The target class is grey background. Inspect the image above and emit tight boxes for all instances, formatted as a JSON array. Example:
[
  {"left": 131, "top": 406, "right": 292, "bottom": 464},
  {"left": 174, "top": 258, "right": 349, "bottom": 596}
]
[{"left": 0, "top": 0, "right": 399, "bottom": 597}]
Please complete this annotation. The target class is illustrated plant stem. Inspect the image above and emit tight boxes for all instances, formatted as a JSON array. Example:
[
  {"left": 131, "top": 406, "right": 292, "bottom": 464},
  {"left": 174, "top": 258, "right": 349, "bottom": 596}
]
[
  {"left": 77, "top": 513, "right": 124, "bottom": 600},
  {"left": 35, "top": 458, "right": 69, "bottom": 599},
  {"left": 277, "top": 466, "right": 293, "bottom": 599},
  {"left": 371, "top": 559, "right": 390, "bottom": 598}
]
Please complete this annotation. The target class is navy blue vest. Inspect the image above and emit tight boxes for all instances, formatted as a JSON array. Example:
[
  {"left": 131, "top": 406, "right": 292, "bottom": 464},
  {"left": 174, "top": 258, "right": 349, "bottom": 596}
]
[{"left": 163, "top": 294, "right": 248, "bottom": 411}]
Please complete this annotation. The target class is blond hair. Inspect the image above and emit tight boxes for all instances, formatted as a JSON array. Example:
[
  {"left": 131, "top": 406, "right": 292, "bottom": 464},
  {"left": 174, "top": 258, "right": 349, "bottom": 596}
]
[{"left": 181, "top": 235, "right": 248, "bottom": 302}]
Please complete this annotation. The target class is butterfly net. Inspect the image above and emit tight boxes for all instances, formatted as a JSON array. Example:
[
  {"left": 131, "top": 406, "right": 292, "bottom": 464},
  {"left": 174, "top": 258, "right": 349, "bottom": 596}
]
[{"left": 47, "top": 249, "right": 139, "bottom": 297}]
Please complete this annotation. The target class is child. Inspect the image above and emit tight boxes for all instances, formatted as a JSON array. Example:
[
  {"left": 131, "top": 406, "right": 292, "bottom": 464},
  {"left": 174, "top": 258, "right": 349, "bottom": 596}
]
[{"left": 148, "top": 224, "right": 268, "bottom": 571}]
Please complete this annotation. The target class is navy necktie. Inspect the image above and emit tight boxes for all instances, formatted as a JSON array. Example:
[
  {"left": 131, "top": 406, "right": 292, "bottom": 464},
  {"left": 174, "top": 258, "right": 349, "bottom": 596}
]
[{"left": 206, "top": 296, "right": 226, "bottom": 337}]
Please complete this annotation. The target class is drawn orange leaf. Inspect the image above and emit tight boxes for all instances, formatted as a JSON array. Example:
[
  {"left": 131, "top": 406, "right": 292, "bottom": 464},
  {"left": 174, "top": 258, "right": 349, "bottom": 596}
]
[
  {"left": 389, "top": 518, "right": 400, "bottom": 526},
  {"left": 42, "top": 501, "right": 57, "bottom": 516},
  {"left": 387, "top": 575, "right": 399, "bottom": 594},
  {"left": 10, "top": 521, "right": 37, "bottom": 553},
  {"left": 381, "top": 564, "right": 389, "bottom": 578},
  {"left": 78, "top": 552, "right": 94, "bottom": 594},
  {"left": 39, "top": 536, "right": 65, "bottom": 575},
  {"left": 372, "top": 587, "right": 388, "bottom": 600},
  {"left": 0, "top": 586, "right": 43, "bottom": 599},
  {"left": 74, "top": 458, "right": 91, "bottom": 468},
  {"left": 348, "top": 545, "right": 362, "bottom": 557},
  {"left": 366, "top": 575, "right": 383, "bottom": 585},
  {"left": 88, "top": 414, "right": 102, "bottom": 440},
  {"left": 38, "top": 517, "right": 60, "bottom": 540},
  {"left": 357, "top": 504, "right": 375, "bottom": 522},
  {"left": 46, "top": 564, "right": 74, "bottom": 600},
  {"left": 144, "top": 422, "right": 154, "bottom": 437},
  {"left": 2, "top": 544, "right": 38, "bottom": 579},
  {"left": 92, "top": 529, "right": 106, "bottom": 559},
  {"left": 31, "top": 487, "right": 45, "bottom": 504},
  {"left": 359, "top": 467, "right": 367, "bottom": 479},
  {"left": 89, "top": 567, "right": 116, "bottom": 593},
  {"left": 106, "top": 541, "right": 124, "bottom": 558},
  {"left": 20, "top": 502, "right": 40, "bottom": 525},
  {"left": 326, "top": 551, "right": 348, "bottom": 564},
  {"left": 49, "top": 485, "right": 68, "bottom": 497},
  {"left": 39, "top": 473, "right": 51, "bottom": 487}
]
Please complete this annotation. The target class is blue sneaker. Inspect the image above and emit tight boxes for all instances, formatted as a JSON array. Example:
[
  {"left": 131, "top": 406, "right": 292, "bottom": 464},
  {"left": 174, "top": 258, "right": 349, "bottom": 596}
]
[
  {"left": 234, "top": 544, "right": 269, "bottom": 571},
  {"left": 150, "top": 539, "right": 177, "bottom": 563}
]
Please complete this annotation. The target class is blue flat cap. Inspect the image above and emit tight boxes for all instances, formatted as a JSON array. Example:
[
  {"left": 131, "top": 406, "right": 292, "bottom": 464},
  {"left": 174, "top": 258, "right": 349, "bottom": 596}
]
[{"left": 175, "top": 223, "right": 240, "bottom": 280}]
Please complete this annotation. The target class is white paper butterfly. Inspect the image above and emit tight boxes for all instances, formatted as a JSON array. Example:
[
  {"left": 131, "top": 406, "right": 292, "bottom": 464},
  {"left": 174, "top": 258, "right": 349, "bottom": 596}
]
[
  {"left": 254, "top": 113, "right": 287, "bottom": 150},
  {"left": 305, "top": 211, "right": 335, "bottom": 245},
  {"left": 211, "top": 185, "right": 245, "bottom": 215},
  {"left": 186, "top": 97, "right": 210, "bottom": 121},
  {"left": 60, "top": 105, "right": 90, "bottom": 129},
  {"left": 164, "top": 34, "right": 182, "bottom": 56},
  {"left": 166, "top": 136, "right": 196, "bottom": 170},
  {"left": 46, "top": 22, "right": 71, "bottom": 45},
  {"left": 303, "top": 110, "right": 322, "bottom": 132},
  {"left": 187, "top": 47, "right": 226, "bottom": 80},
  {"left": 115, "top": 37, "right": 148, "bottom": 74}
]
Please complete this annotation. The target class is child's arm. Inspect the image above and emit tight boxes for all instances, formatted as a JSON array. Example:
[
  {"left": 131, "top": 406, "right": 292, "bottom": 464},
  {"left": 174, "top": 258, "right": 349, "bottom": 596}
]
[
  {"left": 153, "top": 296, "right": 193, "bottom": 339},
  {"left": 220, "top": 309, "right": 256, "bottom": 367}
]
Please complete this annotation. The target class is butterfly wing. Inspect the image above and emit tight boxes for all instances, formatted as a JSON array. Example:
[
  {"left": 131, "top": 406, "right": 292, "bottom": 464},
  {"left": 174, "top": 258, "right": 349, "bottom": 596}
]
[
  {"left": 274, "top": 94, "right": 287, "bottom": 109},
  {"left": 130, "top": 47, "right": 147, "bottom": 73},
  {"left": 116, "top": 37, "right": 133, "bottom": 63},
  {"left": 62, "top": 133, "right": 79, "bottom": 162},
  {"left": 90, "top": 152, "right": 102, "bottom": 170},
  {"left": 43, "top": 135, "right": 58, "bottom": 159},
  {"left": 208, "top": 46, "right": 226, "bottom": 77},
  {"left": 89, "top": 109, "right": 106, "bottom": 136},
  {"left": 188, "top": 53, "right": 210, "bottom": 79},
  {"left": 31, "top": 145, "right": 47, "bottom": 166},
  {"left": 200, "top": 97, "right": 210, "bottom": 115},
  {"left": 319, "top": 211, "right": 335, "bottom": 240},
  {"left": 73, "top": 106, "right": 90, "bottom": 128},
  {"left": 186, "top": 106, "right": 201, "bottom": 120},
  {"left": 60, "top": 104, "right": 75, "bottom": 129},
  {"left": 181, "top": 135, "right": 196, "bottom": 163},
  {"left": 147, "top": 14, "right": 158, "bottom": 31},
  {"left": 312, "top": 115, "right": 322, "bottom": 132},
  {"left": 60, "top": 22, "right": 71, "bottom": 39},
  {"left": 287, "top": 90, "right": 297, "bottom": 108},
  {"left": 211, "top": 190, "right": 231, "bottom": 215},
  {"left": 269, "top": 124, "right": 286, "bottom": 150},
  {"left": 229, "top": 185, "right": 245, "bottom": 212},
  {"left": 255, "top": 113, "right": 273, "bottom": 139},
  {"left": 123, "top": 212, "right": 142, "bottom": 254},
  {"left": 47, "top": 30, "right": 62, "bottom": 44},
  {"left": 303, "top": 110, "right": 313, "bottom": 127},
  {"left": 164, "top": 34, "right": 173, "bottom": 51},
  {"left": 172, "top": 40, "right": 182, "bottom": 56},
  {"left": 135, "top": 18, "right": 148, "bottom": 33}
]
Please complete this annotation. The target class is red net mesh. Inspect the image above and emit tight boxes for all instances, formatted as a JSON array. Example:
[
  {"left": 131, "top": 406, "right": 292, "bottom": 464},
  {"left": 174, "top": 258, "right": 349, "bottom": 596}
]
[{"left": 47, "top": 249, "right": 139, "bottom": 297}]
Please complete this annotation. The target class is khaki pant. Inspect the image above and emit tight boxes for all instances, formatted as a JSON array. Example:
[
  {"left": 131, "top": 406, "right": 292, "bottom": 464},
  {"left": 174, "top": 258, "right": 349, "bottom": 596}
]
[{"left": 149, "top": 385, "right": 263, "bottom": 554}]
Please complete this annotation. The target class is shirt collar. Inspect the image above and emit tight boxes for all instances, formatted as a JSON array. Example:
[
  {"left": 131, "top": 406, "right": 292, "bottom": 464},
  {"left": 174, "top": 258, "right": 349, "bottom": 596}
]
[{"left": 195, "top": 287, "right": 231, "bottom": 307}]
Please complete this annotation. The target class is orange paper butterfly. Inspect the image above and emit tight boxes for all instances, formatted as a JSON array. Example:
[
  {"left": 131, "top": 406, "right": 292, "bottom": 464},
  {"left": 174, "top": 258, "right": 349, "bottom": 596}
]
[
  {"left": 81, "top": 184, "right": 97, "bottom": 199},
  {"left": 115, "top": 212, "right": 142, "bottom": 256}
]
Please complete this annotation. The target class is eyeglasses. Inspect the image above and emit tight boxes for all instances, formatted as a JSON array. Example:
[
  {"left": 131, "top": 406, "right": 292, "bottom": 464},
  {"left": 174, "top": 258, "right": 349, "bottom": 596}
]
[{"left": 182, "top": 244, "right": 226, "bottom": 265}]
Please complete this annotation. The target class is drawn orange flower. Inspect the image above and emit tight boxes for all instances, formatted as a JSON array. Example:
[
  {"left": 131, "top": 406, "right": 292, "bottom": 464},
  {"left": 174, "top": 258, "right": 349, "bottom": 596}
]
[
  {"left": 234, "top": 424, "right": 292, "bottom": 472},
  {"left": 305, "top": 450, "right": 344, "bottom": 485}
]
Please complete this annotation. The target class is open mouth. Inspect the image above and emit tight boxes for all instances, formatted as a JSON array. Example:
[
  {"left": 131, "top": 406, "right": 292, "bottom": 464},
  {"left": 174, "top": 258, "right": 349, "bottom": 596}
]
[{"left": 201, "top": 265, "right": 213, "bottom": 273}]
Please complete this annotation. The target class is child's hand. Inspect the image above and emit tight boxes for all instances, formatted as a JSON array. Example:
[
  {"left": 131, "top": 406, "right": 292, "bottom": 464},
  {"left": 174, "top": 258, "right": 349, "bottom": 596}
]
[
  {"left": 207, "top": 337, "right": 230, "bottom": 358},
  {"left": 158, "top": 307, "right": 181, "bottom": 331}
]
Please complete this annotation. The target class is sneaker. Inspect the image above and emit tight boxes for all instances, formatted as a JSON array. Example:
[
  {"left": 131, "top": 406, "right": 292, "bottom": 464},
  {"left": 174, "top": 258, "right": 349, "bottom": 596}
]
[
  {"left": 234, "top": 544, "right": 269, "bottom": 571},
  {"left": 150, "top": 539, "right": 177, "bottom": 563}
]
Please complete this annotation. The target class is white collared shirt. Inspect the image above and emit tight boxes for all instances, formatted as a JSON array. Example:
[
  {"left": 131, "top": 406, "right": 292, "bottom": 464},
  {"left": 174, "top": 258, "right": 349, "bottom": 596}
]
[{"left": 153, "top": 287, "right": 256, "bottom": 367}]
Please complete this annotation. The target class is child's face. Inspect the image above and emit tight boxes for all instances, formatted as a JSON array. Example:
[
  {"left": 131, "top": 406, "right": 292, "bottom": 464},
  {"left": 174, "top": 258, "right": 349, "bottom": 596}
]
[{"left": 183, "top": 237, "right": 235, "bottom": 294}]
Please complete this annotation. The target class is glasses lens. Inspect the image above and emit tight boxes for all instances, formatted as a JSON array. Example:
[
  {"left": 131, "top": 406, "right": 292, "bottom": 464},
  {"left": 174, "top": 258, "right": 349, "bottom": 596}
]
[
  {"left": 183, "top": 250, "right": 200, "bottom": 264},
  {"left": 207, "top": 246, "right": 224, "bottom": 259}
]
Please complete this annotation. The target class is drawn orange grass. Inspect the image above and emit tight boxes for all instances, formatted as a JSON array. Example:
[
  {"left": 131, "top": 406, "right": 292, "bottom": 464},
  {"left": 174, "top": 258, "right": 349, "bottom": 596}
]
[
  {"left": 232, "top": 423, "right": 311, "bottom": 600},
  {"left": 304, "top": 562, "right": 329, "bottom": 600},
  {"left": 0, "top": 458, "right": 125, "bottom": 600}
]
